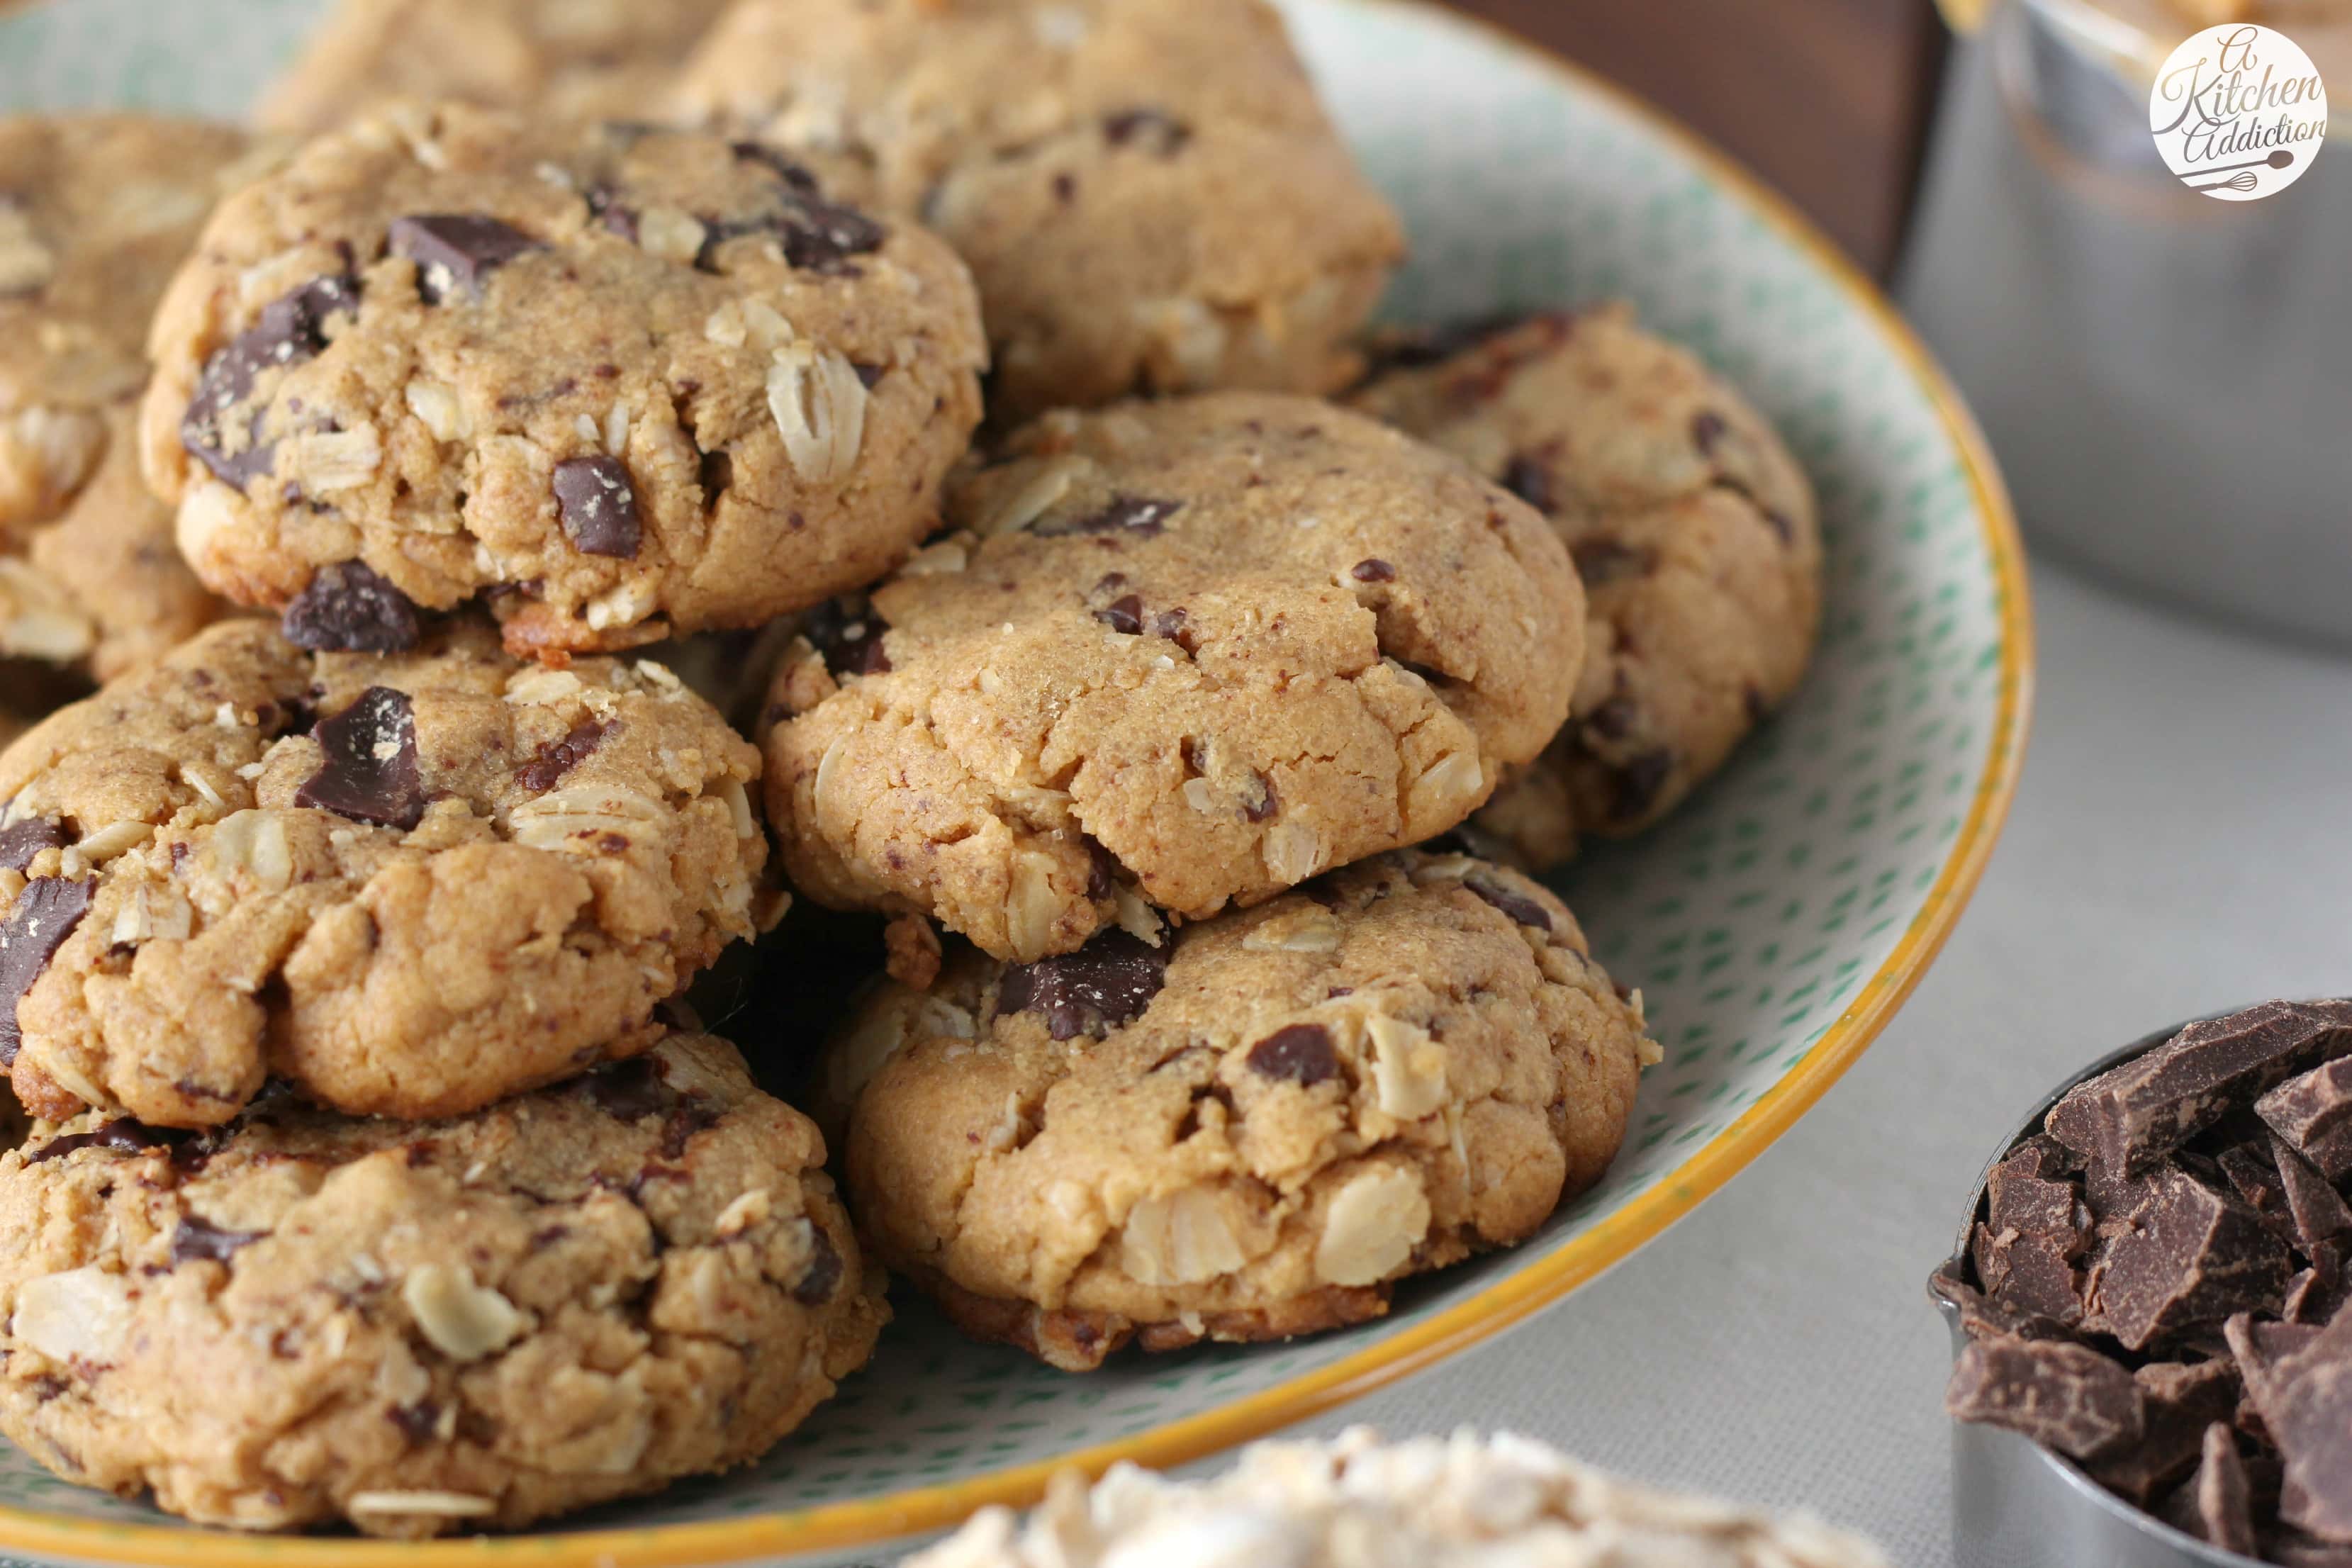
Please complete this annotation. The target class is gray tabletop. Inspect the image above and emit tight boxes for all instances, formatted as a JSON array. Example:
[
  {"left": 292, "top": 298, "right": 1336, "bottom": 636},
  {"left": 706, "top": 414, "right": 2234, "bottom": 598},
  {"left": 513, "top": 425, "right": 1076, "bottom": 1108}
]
[{"left": 7, "top": 557, "right": 2344, "bottom": 1567}]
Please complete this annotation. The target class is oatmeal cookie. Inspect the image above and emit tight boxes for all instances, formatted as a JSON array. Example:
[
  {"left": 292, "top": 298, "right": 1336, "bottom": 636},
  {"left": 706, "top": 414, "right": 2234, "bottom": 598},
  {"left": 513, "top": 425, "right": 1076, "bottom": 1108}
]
[
  {"left": 0, "top": 616, "right": 768, "bottom": 1129},
  {"left": 1348, "top": 306, "right": 1821, "bottom": 866},
  {"left": 257, "top": 0, "right": 737, "bottom": 135},
  {"left": 762, "top": 393, "right": 1582, "bottom": 961},
  {"left": 0, "top": 115, "right": 265, "bottom": 677},
  {"left": 0, "top": 1028, "right": 883, "bottom": 1537},
  {"left": 825, "top": 851, "right": 1653, "bottom": 1371},
  {"left": 671, "top": 0, "right": 1403, "bottom": 420},
  {"left": 142, "top": 104, "right": 986, "bottom": 659}
]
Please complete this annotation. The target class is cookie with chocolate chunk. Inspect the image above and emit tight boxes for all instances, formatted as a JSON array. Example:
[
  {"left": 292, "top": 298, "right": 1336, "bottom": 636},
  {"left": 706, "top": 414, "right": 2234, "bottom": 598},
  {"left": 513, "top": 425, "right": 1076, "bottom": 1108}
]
[
  {"left": 0, "top": 1028, "right": 883, "bottom": 1538},
  {"left": 824, "top": 850, "right": 1654, "bottom": 1370},
  {"left": 671, "top": 0, "right": 1404, "bottom": 420},
  {"left": 0, "top": 616, "right": 770, "bottom": 1129},
  {"left": 257, "top": 0, "right": 735, "bottom": 135},
  {"left": 1348, "top": 305, "right": 1821, "bottom": 866},
  {"left": 0, "top": 114, "right": 267, "bottom": 679},
  {"left": 141, "top": 103, "right": 986, "bottom": 660},
  {"left": 761, "top": 393, "right": 1583, "bottom": 961}
]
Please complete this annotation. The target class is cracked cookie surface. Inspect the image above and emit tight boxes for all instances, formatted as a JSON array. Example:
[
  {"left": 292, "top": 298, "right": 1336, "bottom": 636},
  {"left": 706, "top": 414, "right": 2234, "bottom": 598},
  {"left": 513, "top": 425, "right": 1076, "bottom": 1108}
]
[
  {"left": 141, "top": 103, "right": 987, "bottom": 659},
  {"left": 1348, "top": 306, "right": 1821, "bottom": 867},
  {"left": 761, "top": 393, "right": 1583, "bottom": 961},
  {"left": 0, "top": 616, "right": 768, "bottom": 1129},
  {"left": 824, "top": 850, "right": 1653, "bottom": 1371},
  {"left": 258, "top": 0, "right": 737, "bottom": 135},
  {"left": 0, "top": 1028, "right": 883, "bottom": 1538},
  {"left": 0, "top": 114, "right": 263, "bottom": 679},
  {"left": 671, "top": 0, "right": 1404, "bottom": 421}
]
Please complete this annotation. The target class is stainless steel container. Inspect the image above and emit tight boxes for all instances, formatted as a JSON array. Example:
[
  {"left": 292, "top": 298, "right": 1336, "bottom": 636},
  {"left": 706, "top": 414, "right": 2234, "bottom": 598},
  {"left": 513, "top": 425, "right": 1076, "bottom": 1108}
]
[
  {"left": 1933, "top": 1018, "right": 2260, "bottom": 1568},
  {"left": 1898, "top": 1, "right": 2352, "bottom": 650}
]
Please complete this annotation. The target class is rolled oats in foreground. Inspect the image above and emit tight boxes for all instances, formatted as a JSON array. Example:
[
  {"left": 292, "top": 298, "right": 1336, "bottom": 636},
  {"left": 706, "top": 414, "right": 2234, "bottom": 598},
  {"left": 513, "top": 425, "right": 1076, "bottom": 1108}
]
[{"left": 911, "top": 1427, "right": 1890, "bottom": 1567}]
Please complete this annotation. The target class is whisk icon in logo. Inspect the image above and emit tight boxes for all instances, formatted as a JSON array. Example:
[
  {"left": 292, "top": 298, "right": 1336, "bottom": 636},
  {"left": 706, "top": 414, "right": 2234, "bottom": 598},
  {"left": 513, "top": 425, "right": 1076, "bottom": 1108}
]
[{"left": 2149, "top": 24, "right": 2328, "bottom": 201}]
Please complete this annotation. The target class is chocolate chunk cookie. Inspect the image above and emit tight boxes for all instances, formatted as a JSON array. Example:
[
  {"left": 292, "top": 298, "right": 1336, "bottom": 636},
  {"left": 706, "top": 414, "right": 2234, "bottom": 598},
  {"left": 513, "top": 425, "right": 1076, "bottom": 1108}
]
[
  {"left": 0, "top": 1028, "right": 883, "bottom": 1538},
  {"left": 0, "top": 617, "right": 769, "bottom": 1129},
  {"left": 762, "top": 393, "right": 1584, "bottom": 961},
  {"left": 141, "top": 103, "right": 987, "bottom": 660},
  {"left": 258, "top": 0, "right": 736, "bottom": 135},
  {"left": 824, "top": 851, "right": 1654, "bottom": 1370},
  {"left": 0, "top": 115, "right": 267, "bottom": 678},
  {"left": 671, "top": 0, "right": 1404, "bottom": 420},
  {"left": 1348, "top": 306, "right": 1822, "bottom": 867}
]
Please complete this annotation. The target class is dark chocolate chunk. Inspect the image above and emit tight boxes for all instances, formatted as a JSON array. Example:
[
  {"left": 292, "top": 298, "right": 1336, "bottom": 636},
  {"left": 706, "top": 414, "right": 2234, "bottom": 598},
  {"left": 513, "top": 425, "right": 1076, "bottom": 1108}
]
[
  {"left": 2219, "top": 1142, "right": 2307, "bottom": 1253},
  {"left": 388, "top": 213, "right": 542, "bottom": 303},
  {"left": 1102, "top": 108, "right": 1192, "bottom": 154},
  {"left": 1976, "top": 1140, "right": 2093, "bottom": 1325},
  {"left": 2085, "top": 1359, "right": 2241, "bottom": 1503},
  {"left": 2046, "top": 1000, "right": 2352, "bottom": 1177},
  {"left": 170, "top": 1214, "right": 266, "bottom": 1267},
  {"left": 2283, "top": 1248, "right": 2351, "bottom": 1324},
  {"left": 586, "top": 183, "right": 638, "bottom": 241},
  {"left": 296, "top": 686, "right": 425, "bottom": 830},
  {"left": 1150, "top": 607, "right": 1199, "bottom": 653},
  {"left": 2273, "top": 1533, "right": 2352, "bottom": 1567},
  {"left": 1247, "top": 1024, "right": 1340, "bottom": 1086},
  {"left": 24, "top": 1119, "right": 174, "bottom": 1165},
  {"left": 1500, "top": 455, "right": 1554, "bottom": 514},
  {"left": 1462, "top": 873, "right": 1553, "bottom": 933},
  {"left": 1349, "top": 559, "right": 1396, "bottom": 583},
  {"left": 1605, "top": 749, "right": 1675, "bottom": 824},
  {"left": 2177, "top": 1422, "right": 2259, "bottom": 1556},
  {"left": 2271, "top": 1136, "right": 2352, "bottom": 1256},
  {"left": 0, "top": 877, "right": 93, "bottom": 1065},
  {"left": 804, "top": 600, "right": 890, "bottom": 677},
  {"left": 1569, "top": 536, "right": 1657, "bottom": 586},
  {"left": 389, "top": 1401, "right": 442, "bottom": 1443},
  {"left": 576, "top": 1055, "right": 675, "bottom": 1121},
  {"left": 731, "top": 142, "right": 821, "bottom": 194},
  {"left": 1584, "top": 694, "right": 1637, "bottom": 743},
  {"left": 2090, "top": 1163, "right": 2292, "bottom": 1350},
  {"left": 1036, "top": 495, "right": 1181, "bottom": 538},
  {"left": 551, "top": 454, "right": 643, "bottom": 558},
  {"left": 1944, "top": 1333, "right": 2144, "bottom": 1460},
  {"left": 997, "top": 929, "right": 1167, "bottom": 1041},
  {"left": 181, "top": 273, "right": 362, "bottom": 489},
  {"left": 2260, "top": 1057, "right": 2352, "bottom": 1180},
  {"left": 792, "top": 1221, "right": 843, "bottom": 1305},
  {"left": 2249, "top": 1309, "right": 2352, "bottom": 1541},
  {"left": 1094, "top": 594, "right": 1144, "bottom": 635},
  {"left": 0, "top": 818, "right": 62, "bottom": 873},
  {"left": 1691, "top": 410, "right": 1729, "bottom": 455},
  {"left": 701, "top": 191, "right": 886, "bottom": 275},
  {"left": 1081, "top": 836, "right": 1119, "bottom": 903},
  {"left": 1928, "top": 1264, "right": 2074, "bottom": 1342},
  {"left": 657, "top": 1099, "right": 721, "bottom": 1160},
  {"left": 517, "top": 718, "right": 610, "bottom": 793},
  {"left": 1242, "top": 771, "right": 1279, "bottom": 824},
  {"left": 279, "top": 560, "right": 421, "bottom": 652}
]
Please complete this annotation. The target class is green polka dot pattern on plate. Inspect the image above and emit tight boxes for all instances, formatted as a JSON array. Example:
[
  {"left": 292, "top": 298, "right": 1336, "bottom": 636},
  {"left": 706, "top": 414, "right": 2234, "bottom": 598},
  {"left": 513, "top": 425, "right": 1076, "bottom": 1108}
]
[{"left": 0, "top": 0, "right": 2018, "bottom": 1558}]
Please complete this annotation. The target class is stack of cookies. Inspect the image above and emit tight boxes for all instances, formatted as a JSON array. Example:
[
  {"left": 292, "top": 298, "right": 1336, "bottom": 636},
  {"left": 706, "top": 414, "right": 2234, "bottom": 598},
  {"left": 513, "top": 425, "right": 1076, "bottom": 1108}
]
[{"left": 0, "top": 0, "right": 1822, "bottom": 1539}]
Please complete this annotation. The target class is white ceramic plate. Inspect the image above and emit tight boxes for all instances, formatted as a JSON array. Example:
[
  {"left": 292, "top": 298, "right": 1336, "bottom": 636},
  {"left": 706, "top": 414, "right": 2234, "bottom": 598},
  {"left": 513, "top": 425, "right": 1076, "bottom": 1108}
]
[{"left": 0, "top": 2, "right": 2032, "bottom": 1562}]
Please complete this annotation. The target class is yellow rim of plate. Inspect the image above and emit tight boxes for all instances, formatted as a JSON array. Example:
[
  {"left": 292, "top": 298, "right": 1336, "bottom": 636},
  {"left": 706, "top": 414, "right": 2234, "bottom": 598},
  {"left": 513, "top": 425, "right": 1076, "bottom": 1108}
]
[{"left": 0, "top": 3, "right": 2035, "bottom": 1562}]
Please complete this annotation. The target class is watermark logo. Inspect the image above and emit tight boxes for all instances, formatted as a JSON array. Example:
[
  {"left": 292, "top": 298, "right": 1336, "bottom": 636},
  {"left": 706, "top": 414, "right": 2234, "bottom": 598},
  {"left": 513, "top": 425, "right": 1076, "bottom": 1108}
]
[{"left": 2149, "top": 23, "right": 2328, "bottom": 201}]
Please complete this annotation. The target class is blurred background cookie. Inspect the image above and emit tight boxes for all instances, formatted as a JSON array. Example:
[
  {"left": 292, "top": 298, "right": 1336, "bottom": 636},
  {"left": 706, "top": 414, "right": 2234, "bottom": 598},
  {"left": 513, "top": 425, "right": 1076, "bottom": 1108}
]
[
  {"left": 671, "top": 0, "right": 1404, "bottom": 420},
  {"left": 1350, "top": 306, "right": 1821, "bottom": 866}
]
